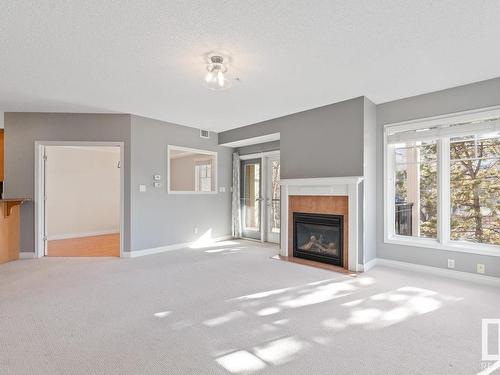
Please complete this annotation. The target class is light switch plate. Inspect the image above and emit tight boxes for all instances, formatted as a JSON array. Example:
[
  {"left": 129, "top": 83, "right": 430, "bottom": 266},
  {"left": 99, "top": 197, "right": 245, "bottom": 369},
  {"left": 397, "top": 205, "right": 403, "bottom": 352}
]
[
  {"left": 153, "top": 182, "right": 161, "bottom": 188},
  {"left": 447, "top": 259, "right": 455, "bottom": 269},
  {"left": 139, "top": 184, "right": 147, "bottom": 192}
]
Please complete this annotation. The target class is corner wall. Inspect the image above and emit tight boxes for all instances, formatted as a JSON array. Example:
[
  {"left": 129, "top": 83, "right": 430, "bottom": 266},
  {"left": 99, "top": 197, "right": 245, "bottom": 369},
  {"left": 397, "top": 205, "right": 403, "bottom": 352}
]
[
  {"left": 363, "top": 98, "right": 377, "bottom": 263},
  {"left": 219, "top": 97, "right": 367, "bottom": 265},
  {"left": 376, "top": 77, "right": 500, "bottom": 277}
]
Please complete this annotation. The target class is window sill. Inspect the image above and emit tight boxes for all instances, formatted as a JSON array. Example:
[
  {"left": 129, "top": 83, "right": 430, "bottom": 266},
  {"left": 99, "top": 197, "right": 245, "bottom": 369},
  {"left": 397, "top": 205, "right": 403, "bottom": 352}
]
[{"left": 385, "top": 235, "right": 500, "bottom": 258}]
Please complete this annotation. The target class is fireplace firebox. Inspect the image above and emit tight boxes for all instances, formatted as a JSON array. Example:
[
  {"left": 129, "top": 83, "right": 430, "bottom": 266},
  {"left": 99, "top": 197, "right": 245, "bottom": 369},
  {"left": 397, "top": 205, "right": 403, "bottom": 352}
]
[{"left": 293, "top": 212, "right": 343, "bottom": 266}]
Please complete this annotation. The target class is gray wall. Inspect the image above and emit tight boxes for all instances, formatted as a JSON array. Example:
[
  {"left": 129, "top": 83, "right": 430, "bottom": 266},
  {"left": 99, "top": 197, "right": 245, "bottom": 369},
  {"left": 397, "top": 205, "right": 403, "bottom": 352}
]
[
  {"left": 4, "top": 113, "right": 132, "bottom": 252},
  {"left": 130, "top": 115, "right": 232, "bottom": 251},
  {"left": 376, "top": 77, "right": 500, "bottom": 277},
  {"left": 237, "top": 140, "right": 280, "bottom": 156},
  {"left": 221, "top": 97, "right": 365, "bottom": 179}
]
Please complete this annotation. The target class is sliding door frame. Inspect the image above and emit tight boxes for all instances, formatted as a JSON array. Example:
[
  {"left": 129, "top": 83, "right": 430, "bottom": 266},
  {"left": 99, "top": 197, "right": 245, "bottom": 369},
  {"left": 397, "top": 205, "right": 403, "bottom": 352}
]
[{"left": 240, "top": 150, "right": 280, "bottom": 243}]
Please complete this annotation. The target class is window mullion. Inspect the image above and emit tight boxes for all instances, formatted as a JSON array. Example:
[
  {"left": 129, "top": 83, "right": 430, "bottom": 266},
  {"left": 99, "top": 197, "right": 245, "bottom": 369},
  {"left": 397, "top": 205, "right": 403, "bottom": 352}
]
[{"left": 438, "top": 138, "right": 451, "bottom": 245}]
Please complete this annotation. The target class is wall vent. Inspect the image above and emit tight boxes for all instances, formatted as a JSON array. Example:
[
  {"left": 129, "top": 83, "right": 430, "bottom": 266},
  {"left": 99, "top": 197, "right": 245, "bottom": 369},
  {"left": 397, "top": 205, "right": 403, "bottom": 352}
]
[{"left": 200, "top": 129, "right": 210, "bottom": 139}]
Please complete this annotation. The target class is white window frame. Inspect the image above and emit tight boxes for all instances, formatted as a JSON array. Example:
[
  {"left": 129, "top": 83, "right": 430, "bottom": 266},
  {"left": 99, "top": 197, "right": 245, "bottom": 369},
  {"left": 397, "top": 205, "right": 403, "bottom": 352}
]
[
  {"left": 384, "top": 105, "right": 500, "bottom": 257},
  {"left": 167, "top": 145, "right": 218, "bottom": 194}
]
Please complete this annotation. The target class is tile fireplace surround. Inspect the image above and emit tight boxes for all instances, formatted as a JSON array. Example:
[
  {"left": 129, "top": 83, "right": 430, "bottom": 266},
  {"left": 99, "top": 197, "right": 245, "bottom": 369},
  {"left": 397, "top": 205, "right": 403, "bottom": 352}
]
[{"left": 280, "top": 177, "right": 363, "bottom": 272}]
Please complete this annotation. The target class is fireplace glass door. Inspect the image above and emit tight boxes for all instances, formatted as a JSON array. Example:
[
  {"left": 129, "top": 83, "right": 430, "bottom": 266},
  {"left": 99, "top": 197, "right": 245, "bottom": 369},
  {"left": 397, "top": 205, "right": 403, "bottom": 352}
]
[
  {"left": 241, "top": 159, "right": 262, "bottom": 240},
  {"left": 293, "top": 212, "right": 343, "bottom": 266}
]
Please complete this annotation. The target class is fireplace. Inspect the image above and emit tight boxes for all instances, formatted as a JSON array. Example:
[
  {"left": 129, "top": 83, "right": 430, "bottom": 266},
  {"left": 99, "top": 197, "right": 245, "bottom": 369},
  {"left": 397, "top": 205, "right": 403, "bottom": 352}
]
[{"left": 293, "top": 212, "right": 343, "bottom": 266}]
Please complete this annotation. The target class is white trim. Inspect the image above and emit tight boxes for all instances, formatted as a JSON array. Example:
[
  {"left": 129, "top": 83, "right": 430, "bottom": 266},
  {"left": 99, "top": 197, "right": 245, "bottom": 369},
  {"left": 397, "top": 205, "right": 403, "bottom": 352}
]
[
  {"left": 47, "top": 230, "right": 119, "bottom": 241},
  {"left": 123, "top": 236, "right": 233, "bottom": 258},
  {"left": 167, "top": 145, "right": 218, "bottom": 194},
  {"left": 383, "top": 106, "right": 500, "bottom": 258},
  {"left": 34, "top": 141, "right": 125, "bottom": 259},
  {"left": 239, "top": 150, "right": 280, "bottom": 160},
  {"left": 359, "top": 258, "right": 378, "bottom": 272},
  {"left": 279, "top": 176, "right": 363, "bottom": 272},
  {"left": 384, "top": 236, "right": 500, "bottom": 258},
  {"left": 376, "top": 258, "right": 500, "bottom": 287},
  {"left": 220, "top": 133, "right": 280, "bottom": 148},
  {"left": 19, "top": 252, "right": 35, "bottom": 259}
]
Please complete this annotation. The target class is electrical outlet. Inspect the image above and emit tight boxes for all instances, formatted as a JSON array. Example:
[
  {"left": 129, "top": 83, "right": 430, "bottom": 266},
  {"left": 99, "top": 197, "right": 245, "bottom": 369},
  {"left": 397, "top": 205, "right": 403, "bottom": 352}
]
[
  {"left": 477, "top": 264, "right": 485, "bottom": 274},
  {"left": 139, "top": 184, "right": 147, "bottom": 192},
  {"left": 194, "top": 227, "right": 199, "bottom": 234},
  {"left": 447, "top": 259, "right": 455, "bottom": 269}
]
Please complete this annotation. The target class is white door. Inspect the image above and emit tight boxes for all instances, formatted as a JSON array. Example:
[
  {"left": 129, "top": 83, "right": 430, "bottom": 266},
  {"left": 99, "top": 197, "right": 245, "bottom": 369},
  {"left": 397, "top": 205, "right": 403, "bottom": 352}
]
[{"left": 265, "top": 156, "right": 280, "bottom": 243}]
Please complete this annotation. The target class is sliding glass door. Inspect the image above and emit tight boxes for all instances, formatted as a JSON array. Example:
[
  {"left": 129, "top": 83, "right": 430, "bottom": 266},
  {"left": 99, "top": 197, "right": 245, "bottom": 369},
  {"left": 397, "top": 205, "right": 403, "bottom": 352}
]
[
  {"left": 241, "top": 159, "right": 262, "bottom": 240},
  {"left": 240, "top": 155, "right": 280, "bottom": 243}
]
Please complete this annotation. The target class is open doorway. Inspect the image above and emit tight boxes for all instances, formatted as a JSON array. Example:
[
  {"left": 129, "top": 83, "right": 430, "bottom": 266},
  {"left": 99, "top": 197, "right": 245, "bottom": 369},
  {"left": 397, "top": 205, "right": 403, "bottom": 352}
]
[{"left": 35, "top": 142, "right": 124, "bottom": 257}]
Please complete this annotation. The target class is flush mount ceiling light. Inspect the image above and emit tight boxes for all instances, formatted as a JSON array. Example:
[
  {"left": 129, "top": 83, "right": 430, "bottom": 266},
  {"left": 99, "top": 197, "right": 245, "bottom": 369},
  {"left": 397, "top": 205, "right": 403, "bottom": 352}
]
[{"left": 204, "top": 55, "right": 231, "bottom": 91}]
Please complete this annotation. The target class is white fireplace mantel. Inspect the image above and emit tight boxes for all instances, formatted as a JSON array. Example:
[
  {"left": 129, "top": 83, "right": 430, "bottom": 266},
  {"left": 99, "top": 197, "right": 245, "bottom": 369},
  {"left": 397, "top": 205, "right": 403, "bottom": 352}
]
[{"left": 280, "top": 176, "right": 364, "bottom": 272}]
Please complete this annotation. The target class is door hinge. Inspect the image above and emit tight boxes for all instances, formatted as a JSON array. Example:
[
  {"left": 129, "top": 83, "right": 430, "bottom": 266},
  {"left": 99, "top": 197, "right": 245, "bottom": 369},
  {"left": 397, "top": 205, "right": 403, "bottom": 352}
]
[
  {"left": 43, "top": 236, "right": 47, "bottom": 241},
  {"left": 43, "top": 154, "right": 48, "bottom": 161}
]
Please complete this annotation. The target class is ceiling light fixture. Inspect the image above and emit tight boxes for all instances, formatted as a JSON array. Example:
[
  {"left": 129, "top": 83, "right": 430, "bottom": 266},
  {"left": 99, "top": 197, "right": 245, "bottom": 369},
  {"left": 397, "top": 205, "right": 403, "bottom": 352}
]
[{"left": 204, "top": 55, "right": 231, "bottom": 91}]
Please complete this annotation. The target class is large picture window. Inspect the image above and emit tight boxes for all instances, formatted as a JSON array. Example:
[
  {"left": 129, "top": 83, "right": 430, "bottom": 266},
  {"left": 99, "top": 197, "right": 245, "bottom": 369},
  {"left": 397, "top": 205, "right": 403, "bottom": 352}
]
[{"left": 385, "top": 109, "right": 500, "bottom": 255}]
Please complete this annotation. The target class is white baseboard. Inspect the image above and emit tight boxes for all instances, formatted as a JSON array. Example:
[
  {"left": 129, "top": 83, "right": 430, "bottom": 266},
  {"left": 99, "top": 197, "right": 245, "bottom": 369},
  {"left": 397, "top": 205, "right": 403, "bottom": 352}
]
[
  {"left": 123, "top": 235, "right": 234, "bottom": 258},
  {"left": 48, "top": 230, "right": 119, "bottom": 241},
  {"left": 19, "top": 252, "right": 35, "bottom": 259},
  {"left": 376, "top": 258, "right": 500, "bottom": 287},
  {"left": 357, "top": 258, "right": 378, "bottom": 272}
]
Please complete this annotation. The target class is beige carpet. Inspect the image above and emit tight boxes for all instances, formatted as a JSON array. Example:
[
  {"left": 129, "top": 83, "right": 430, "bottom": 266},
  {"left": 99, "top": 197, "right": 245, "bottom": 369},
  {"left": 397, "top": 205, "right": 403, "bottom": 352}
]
[{"left": 0, "top": 240, "right": 498, "bottom": 374}]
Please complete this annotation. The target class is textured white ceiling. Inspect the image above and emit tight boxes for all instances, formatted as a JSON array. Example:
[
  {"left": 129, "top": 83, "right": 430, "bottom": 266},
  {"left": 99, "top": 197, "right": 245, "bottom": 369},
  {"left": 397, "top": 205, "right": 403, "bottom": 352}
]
[{"left": 1, "top": 1, "right": 500, "bottom": 132}]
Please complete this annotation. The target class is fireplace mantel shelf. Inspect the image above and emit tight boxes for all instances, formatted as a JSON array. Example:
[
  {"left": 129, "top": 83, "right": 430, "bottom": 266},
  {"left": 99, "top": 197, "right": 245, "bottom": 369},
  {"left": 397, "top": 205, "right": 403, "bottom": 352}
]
[{"left": 280, "top": 176, "right": 363, "bottom": 186}]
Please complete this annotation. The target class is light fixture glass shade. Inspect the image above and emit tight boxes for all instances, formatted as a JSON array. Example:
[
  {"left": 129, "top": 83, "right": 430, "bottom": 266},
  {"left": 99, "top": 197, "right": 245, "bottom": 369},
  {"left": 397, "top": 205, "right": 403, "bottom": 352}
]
[{"left": 204, "top": 56, "right": 232, "bottom": 90}]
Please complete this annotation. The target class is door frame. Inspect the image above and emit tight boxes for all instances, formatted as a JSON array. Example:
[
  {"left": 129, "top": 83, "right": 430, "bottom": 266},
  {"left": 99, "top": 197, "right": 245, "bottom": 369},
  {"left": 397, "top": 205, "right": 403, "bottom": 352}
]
[
  {"left": 34, "top": 141, "right": 125, "bottom": 258},
  {"left": 240, "top": 150, "right": 280, "bottom": 243}
]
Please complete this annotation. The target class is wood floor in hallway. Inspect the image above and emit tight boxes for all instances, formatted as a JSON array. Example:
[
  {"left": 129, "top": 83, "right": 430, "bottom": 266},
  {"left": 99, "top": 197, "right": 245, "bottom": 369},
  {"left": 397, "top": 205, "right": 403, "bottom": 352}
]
[{"left": 47, "top": 233, "right": 120, "bottom": 257}]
